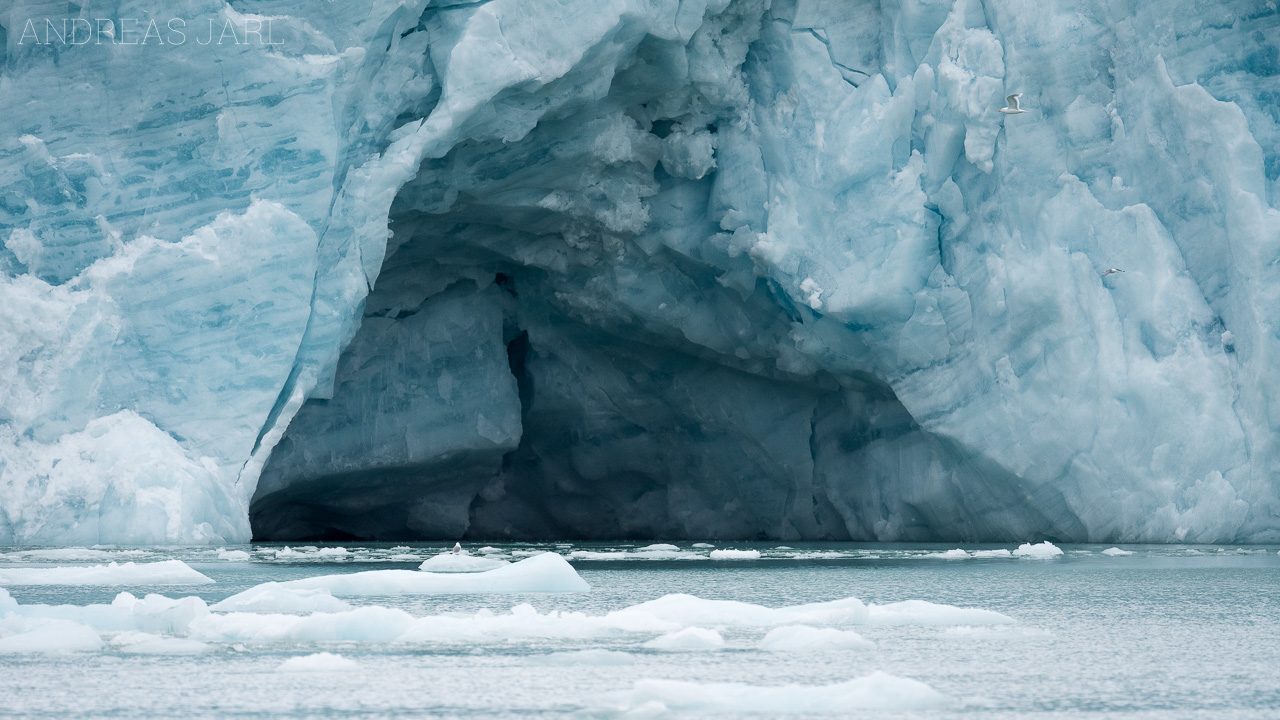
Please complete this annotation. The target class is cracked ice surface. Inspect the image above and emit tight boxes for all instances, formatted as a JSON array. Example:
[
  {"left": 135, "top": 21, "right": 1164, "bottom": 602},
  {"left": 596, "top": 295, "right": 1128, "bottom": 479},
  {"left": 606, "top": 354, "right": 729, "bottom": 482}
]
[{"left": 2, "top": 0, "right": 1279, "bottom": 544}]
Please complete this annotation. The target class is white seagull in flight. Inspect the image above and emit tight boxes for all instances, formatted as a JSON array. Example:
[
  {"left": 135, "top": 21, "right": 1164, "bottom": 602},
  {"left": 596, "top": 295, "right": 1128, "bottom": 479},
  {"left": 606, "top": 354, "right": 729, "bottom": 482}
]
[
  {"left": 999, "top": 93, "right": 1027, "bottom": 114},
  {"left": 1101, "top": 268, "right": 1124, "bottom": 277}
]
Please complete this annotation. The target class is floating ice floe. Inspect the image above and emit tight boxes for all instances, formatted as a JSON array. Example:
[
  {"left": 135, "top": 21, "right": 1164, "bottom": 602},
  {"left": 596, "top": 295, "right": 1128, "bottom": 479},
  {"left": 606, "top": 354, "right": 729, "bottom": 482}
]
[
  {"left": 541, "top": 649, "right": 636, "bottom": 666},
  {"left": 642, "top": 627, "right": 724, "bottom": 651},
  {"left": 971, "top": 549, "right": 1014, "bottom": 558},
  {"left": 709, "top": 549, "right": 761, "bottom": 560},
  {"left": 866, "top": 600, "right": 1014, "bottom": 626},
  {"left": 271, "top": 552, "right": 589, "bottom": 595},
  {"left": 1102, "top": 547, "right": 1135, "bottom": 556},
  {"left": 691, "top": 543, "right": 715, "bottom": 549},
  {"left": 216, "top": 549, "right": 252, "bottom": 561},
  {"left": 417, "top": 553, "right": 510, "bottom": 573},
  {"left": 1012, "top": 542, "right": 1064, "bottom": 558},
  {"left": 211, "top": 583, "right": 352, "bottom": 613},
  {"left": 0, "top": 560, "right": 213, "bottom": 586},
  {"left": 924, "top": 549, "right": 970, "bottom": 560},
  {"left": 0, "top": 619, "right": 104, "bottom": 654},
  {"left": 0, "top": 548, "right": 151, "bottom": 562},
  {"left": 759, "top": 625, "right": 875, "bottom": 652},
  {"left": 615, "top": 594, "right": 869, "bottom": 627},
  {"left": 594, "top": 671, "right": 948, "bottom": 715},
  {"left": 276, "top": 652, "right": 360, "bottom": 672}
]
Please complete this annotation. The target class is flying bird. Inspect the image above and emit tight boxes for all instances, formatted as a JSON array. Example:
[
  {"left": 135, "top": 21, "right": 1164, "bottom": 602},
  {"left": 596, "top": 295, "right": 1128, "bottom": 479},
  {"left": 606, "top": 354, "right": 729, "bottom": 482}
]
[
  {"left": 999, "top": 93, "right": 1026, "bottom": 114},
  {"left": 1101, "top": 268, "right": 1124, "bottom": 277}
]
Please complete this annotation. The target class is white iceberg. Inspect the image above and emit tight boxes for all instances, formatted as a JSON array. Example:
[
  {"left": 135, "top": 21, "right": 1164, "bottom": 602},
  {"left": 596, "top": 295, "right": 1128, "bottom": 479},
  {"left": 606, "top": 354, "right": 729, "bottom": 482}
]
[
  {"left": 924, "top": 549, "right": 970, "bottom": 559},
  {"left": 1102, "top": 547, "right": 1135, "bottom": 556},
  {"left": 216, "top": 549, "right": 252, "bottom": 561},
  {"left": 0, "top": 619, "right": 104, "bottom": 654},
  {"left": 211, "top": 583, "right": 352, "bottom": 613},
  {"left": 0, "top": 560, "right": 213, "bottom": 586},
  {"left": 417, "top": 553, "right": 510, "bottom": 573},
  {"left": 270, "top": 552, "right": 588, "bottom": 595},
  {"left": 1013, "top": 542, "right": 1065, "bottom": 558},
  {"left": 709, "top": 549, "right": 762, "bottom": 560},
  {"left": 596, "top": 672, "right": 947, "bottom": 714},
  {"left": 276, "top": 652, "right": 360, "bottom": 673}
]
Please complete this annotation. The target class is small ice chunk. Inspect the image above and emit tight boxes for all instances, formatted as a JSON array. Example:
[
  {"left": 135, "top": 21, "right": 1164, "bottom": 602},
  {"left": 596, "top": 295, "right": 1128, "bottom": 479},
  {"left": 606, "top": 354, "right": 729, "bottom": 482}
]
[
  {"left": 971, "top": 549, "right": 1013, "bottom": 558},
  {"left": 692, "top": 543, "right": 715, "bottom": 549},
  {"left": 1012, "top": 542, "right": 1064, "bottom": 558},
  {"left": 417, "top": 554, "right": 510, "bottom": 573},
  {"left": 759, "top": 625, "right": 875, "bottom": 652},
  {"left": 217, "top": 549, "right": 252, "bottom": 561},
  {"left": 1101, "top": 547, "right": 1134, "bottom": 556},
  {"left": 477, "top": 547, "right": 505, "bottom": 555},
  {"left": 924, "top": 549, "right": 969, "bottom": 559},
  {"left": 0, "top": 560, "right": 213, "bottom": 586},
  {"left": 0, "top": 620, "right": 103, "bottom": 654},
  {"left": 317, "top": 547, "right": 350, "bottom": 557},
  {"left": 596, "top": 671, "right": 947, "bottom": 714},
  {"left": 637, "top": 544, "right": 679, "bottom": 552},
  {"left": 709, "top": 549, "right": 761, "bottom": 560},
  {"left": 212, "top": 583, "right": 352, "bottom": 613},
  {"left": 276, "top": 652, "right": 360, "bottom": 673},
  {"left": 541, "top": 649, "right": 636, "bottom": 666},
  {"left": 643, "top": 627, "right": 724, "bottom": 651}
]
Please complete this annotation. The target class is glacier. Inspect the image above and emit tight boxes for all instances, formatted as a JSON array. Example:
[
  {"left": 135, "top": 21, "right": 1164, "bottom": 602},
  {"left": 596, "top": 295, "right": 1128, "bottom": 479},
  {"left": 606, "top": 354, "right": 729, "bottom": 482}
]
[{"left": 1, "top": 0, "right": 1278, "bottom": 544}]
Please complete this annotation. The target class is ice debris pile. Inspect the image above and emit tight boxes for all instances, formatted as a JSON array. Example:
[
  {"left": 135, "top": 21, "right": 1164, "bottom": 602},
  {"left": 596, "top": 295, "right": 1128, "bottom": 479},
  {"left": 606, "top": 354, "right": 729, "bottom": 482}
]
[{"left": 2, "top": 0, "right": 1279, "bottom": 544}]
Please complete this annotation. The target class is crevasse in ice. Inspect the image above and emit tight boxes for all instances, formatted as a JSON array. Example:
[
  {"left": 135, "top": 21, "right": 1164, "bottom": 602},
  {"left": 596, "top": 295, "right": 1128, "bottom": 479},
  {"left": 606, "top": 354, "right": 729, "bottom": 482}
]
[{"left": 1, "top": 0, "right": 1278, "bottom": 544}]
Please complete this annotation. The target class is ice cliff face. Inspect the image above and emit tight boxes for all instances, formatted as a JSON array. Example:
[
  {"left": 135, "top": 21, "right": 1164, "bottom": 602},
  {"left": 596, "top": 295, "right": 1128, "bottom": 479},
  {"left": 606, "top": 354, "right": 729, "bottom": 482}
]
[{"left": 2, "top": 0, "right": 1278, "bottom": 544}]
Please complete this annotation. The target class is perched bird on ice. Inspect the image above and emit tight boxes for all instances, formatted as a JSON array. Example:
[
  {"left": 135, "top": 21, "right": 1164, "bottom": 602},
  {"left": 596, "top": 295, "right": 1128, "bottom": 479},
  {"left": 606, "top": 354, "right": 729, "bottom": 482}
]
[
  {"left": 451, "top": 542, "right": 462, "bottom": 554},
  {"left": 999, "top": 93, "right": 1027, "bottom": 114},
  {"left": 1101, "top": 268, "right": 1124, "bottom": 277}
]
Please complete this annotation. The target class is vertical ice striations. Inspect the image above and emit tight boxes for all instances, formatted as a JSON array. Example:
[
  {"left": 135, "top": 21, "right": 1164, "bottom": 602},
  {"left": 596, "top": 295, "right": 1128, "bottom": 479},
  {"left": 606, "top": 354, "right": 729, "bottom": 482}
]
[{"left": 1, "top": 0, "right": 1278, "bottom": 543}]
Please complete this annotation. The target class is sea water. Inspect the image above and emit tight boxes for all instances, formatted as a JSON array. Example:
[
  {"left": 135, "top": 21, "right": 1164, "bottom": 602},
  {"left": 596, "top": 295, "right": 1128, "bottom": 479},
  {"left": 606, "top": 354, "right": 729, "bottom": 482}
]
[{"left": 1, "top": 543, "right": 1278, "bottom": 719}]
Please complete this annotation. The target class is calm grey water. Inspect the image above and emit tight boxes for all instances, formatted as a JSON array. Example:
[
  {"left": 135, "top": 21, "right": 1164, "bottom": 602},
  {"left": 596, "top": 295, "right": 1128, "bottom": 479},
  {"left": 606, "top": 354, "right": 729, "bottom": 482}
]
[{"left": 1, "top": 543, "right": 1278, "bottom": 719}]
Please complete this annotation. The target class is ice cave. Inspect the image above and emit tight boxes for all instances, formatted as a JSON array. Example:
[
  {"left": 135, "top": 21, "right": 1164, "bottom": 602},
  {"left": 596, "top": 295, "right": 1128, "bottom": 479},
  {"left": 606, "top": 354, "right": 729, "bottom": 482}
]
[{"left": 2, "top": 0, "right": 1279, "bottom": 545}]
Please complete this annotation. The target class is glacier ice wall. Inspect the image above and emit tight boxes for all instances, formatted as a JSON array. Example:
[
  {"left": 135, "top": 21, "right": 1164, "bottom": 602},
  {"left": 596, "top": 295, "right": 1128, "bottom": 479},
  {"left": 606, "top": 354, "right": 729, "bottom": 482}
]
[{"left": 1, "top": 0, "right": 1278, "bottom": 544}]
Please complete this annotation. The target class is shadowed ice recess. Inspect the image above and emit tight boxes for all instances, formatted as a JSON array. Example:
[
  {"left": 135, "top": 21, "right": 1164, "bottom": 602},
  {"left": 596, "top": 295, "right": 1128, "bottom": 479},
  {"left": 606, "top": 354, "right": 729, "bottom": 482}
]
[{"left": 2, "top": 0, "right": 1280, "bottom": 544}]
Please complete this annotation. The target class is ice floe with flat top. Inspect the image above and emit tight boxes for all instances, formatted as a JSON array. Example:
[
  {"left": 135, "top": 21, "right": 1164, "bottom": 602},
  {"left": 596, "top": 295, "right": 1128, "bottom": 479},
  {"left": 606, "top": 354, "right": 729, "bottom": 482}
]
[
  {"left": 709, "top": 549, "right": 761, "bottom": 560},
  {"left": 924, "top": 549, "right": 971, "bottom": 559},
  {"left": 0, "top": 560, "right": 213, "bottom": 586},
  {"left": 1102, "top": 547, "right": 1135, "bottom": 556},
  {"left": 866, "top": 600, "right": 1014, "bottom": 626},
  {"left": 417, "top": 553, "right": 510, "bottom": 573},
  {"left": 273, "top": 552, "right": 588, "bottom": 595},
  {"left": 593, "top": 672, "right": 948, "bottom": 715},
  {"left": 0, "top": 619, "right": 104, "bottom": 654},
  {"left": 642, "top": 627, "right": 724, "bottom": 651},
  {"left": 211, "top": 583, "right": 352, "bottom": 613},
  {"left": 277, "top": 652, "right": 360, "bottom": 672},
  {"left": 1012, "top": 542, "right": 1064, "bottom": 558},
  {"left": 216, "top": 549, "right": 252, "bottom": 561},
  {"left": 613, "top": 594, "right": 869, "bottom": 627},
  {"left": 759, "top": 625, "right": 875, "bottom": 652}
]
